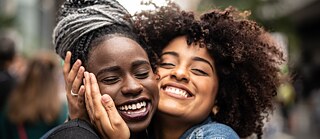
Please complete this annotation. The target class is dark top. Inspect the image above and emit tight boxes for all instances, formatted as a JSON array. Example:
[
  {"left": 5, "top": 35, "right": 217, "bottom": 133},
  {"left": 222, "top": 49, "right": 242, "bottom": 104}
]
[
  {"left": 0, "top": 103, "right": 68, "bottom": 139},
  {"left": 41, "top": 119, "right": 100, "bottom": 139},
  {"left": 0, "top": 69, "right": 16, "bottom": 111}
]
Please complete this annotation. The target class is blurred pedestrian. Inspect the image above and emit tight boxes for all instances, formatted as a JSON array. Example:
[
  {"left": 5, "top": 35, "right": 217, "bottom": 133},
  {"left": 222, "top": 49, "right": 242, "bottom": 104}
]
[
  {"left": 0, "top": 51, "right": 68, "bottom": 139},
  {"left": 0, "top": 35, "right": 17, "bottom": 111}
]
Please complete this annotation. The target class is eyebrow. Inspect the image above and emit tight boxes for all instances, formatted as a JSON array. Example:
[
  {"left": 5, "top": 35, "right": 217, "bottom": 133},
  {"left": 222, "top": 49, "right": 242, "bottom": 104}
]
[
  {"left": 96, "top": 66, "right": 120, "bottom": 77},
  {"left": 161, "top": 51, "right": 214, "bottom": 71},
  {"left": 96, "top": 60, "right": 150, "bottom": 77},
  {"left": 192, "top": 57, "right": 214, "bottom": 71},
  {"left": 131, "top": 60, "right": 150, "bottom": 68},
  {"left": 161, "top": 51, "right": 178, "bottom": 57}
]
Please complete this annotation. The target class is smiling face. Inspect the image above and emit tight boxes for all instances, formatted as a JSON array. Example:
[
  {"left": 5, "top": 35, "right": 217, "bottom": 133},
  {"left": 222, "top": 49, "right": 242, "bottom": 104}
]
[
  {"left": 157, "top": 36, "right": 219, "bottom": 125},
  {"left": 86, "top": 36, "right": 159, "bottom": 132}
]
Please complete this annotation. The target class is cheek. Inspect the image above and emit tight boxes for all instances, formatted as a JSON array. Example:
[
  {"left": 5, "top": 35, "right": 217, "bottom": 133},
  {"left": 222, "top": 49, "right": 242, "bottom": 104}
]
[
  {"left": 157, "top": 68, "right": 170, "bottom": 79},
  {"left": 197, "top": 78, "right": 218, "bottom": 98},
  {"left": 143, "top": 78, "right": 159, "bottom": 98},
  {"left": 98, "top": 84, "right": 120, "bottom": 99}
]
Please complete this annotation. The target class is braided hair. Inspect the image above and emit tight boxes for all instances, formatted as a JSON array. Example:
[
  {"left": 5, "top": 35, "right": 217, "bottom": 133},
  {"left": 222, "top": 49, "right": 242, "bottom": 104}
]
[{"left": 53, "top": 0, "right": 156, "bottom": 69}]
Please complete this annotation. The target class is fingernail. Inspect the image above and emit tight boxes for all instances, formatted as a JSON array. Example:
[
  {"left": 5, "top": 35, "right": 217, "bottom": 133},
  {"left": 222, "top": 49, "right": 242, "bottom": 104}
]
[
  {"left": 76, "top": 60, "right": 81, "bottom": 65},
  {"left": 101, "top": 94, "right": 111, "bottom": 103}
]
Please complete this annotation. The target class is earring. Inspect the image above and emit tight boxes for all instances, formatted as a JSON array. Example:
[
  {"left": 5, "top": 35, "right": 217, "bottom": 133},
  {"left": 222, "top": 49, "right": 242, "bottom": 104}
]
[{"left": 212, "top": 105, "right": 219, "bottom": 115}]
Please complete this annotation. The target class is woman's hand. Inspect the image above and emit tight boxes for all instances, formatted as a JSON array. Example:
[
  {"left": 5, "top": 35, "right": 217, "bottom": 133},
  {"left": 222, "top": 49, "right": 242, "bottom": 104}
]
[
  {"left": 84, "top": 72, "right": 130, "bottom": 139},
  {"left": 63, "top": 51, "right": 88, "bottom": 121}
]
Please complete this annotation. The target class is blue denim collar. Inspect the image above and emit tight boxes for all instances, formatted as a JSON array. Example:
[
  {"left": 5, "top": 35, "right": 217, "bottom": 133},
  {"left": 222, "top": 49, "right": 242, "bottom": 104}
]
[{"left": 179, "top": 117, "right": 213, "bottom": 139}]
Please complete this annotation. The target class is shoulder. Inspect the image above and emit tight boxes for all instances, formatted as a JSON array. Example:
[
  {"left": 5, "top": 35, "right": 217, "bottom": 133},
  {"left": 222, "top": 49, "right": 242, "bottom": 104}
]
[
  {"left": 186, "top": 122, "right": 239, "bottom": 139},
  {"left": 41, "top": 119, "right": 100, "bottom": 139}
]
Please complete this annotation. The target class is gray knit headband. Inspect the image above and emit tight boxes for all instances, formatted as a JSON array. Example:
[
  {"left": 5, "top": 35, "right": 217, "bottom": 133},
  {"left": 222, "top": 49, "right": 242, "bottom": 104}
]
[{"left": 53, "top": 0, "right": 132, "bottom": 58}]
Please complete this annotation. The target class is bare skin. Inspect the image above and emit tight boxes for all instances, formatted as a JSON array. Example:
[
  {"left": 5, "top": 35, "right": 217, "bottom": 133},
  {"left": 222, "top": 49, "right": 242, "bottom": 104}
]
[
  {"left": 63, "top": 51, "right": 130, "bottom": 139},
  {"left": 65, "top": 36, "right": 220, "bottom": 139},
  {"left": 63, "top": 51, "right": 87, "bottom": 120},
  {"left": 83, "top": 72, "right": 129, "bottom": 139}
]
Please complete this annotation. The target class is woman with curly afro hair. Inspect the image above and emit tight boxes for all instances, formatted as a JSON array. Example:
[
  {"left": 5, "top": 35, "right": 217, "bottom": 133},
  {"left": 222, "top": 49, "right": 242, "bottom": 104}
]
[
  {"left": 65, "top": 1, "right": 284, "bottom": 139},
  {"left": 131, "top": 2, "right": 284, "bottom": 139}
]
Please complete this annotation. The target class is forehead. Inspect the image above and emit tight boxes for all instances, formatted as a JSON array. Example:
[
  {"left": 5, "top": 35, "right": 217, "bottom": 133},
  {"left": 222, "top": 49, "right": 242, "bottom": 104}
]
[
  {"left": 87, "top": 36, "right": 149, "bottom": 70},
  {"left": 163, "top": 36, "right": 213, "bottom": 62}
]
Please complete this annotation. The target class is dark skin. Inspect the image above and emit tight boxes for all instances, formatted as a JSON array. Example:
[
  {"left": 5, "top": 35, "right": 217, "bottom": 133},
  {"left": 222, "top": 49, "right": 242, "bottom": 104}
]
[
  {"left": 64, "top": 36, "right": 159, "bottom": 139},
  {"left": 86, "top": 36, "right": 158, "bottom": 133},
  {"left": 65, "top": 4, "right": 284, "bottom": 139}
]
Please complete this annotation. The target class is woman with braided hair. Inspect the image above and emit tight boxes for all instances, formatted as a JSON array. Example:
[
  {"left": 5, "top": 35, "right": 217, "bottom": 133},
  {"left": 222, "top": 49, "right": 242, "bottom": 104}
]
[
  {"left": 60, "top": 1, "right": 284, "bottom": 139},
  {"left": 42, "top": 0, "right": 159, "bottom": 138}
]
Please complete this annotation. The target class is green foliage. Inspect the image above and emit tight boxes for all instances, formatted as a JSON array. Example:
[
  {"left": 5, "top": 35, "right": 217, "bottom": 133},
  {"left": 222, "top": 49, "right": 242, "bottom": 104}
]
[{"left": 0, "top": 14, "right": 15, "bottom": 30}]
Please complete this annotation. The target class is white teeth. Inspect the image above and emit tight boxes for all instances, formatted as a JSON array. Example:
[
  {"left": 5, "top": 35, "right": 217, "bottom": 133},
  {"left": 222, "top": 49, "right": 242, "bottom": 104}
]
[
  {"left": 118, "top": 101, "right": 148, "bottom": 111},
  {"left": 165, "top": 86, "right": 189, "bottom": 98},
  {"left": 123, "top": 107, "right": 147, "bottom": 115}
]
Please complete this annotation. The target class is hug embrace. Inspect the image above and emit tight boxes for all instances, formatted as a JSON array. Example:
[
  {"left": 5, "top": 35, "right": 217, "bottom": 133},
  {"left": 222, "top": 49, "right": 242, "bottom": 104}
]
[{"left": 42, "top": 0, "right": 284, "bottom": 139}]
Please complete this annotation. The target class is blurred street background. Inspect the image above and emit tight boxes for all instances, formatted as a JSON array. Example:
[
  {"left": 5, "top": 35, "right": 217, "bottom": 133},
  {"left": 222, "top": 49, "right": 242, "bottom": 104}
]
[{"left": 1, "top": 0, "right": 319, "bottom": 138}]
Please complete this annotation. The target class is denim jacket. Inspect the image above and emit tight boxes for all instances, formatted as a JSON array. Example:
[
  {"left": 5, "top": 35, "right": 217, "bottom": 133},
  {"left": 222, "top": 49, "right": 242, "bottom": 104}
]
[{"left": 179, "top": 117, "right": 240, "bottom": 139}]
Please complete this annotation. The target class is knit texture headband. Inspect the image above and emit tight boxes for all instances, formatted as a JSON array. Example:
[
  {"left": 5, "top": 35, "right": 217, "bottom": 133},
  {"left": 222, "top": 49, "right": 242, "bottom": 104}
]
[{"left": 53, "top": 0, "right": 132, "bottom": 58}]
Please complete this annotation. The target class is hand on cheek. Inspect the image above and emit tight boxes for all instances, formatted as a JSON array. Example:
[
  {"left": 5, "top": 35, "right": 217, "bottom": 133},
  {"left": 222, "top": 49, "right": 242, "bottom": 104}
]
[{"left": 84, "top": 72, "right": 130, "bottom": 139}]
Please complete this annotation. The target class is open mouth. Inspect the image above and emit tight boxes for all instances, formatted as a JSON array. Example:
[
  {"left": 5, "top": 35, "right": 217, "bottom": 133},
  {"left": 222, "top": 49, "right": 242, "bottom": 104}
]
[
  {"left": 163, "top": 86, "right": 193, "bottom": 98},
  {"left": 117, "top": 100, "right": 150, "bottom": 121}
]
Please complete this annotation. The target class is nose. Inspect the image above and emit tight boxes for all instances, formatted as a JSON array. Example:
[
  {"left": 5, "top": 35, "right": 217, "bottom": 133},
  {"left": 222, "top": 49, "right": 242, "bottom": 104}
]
[
  {"left": 121, "top": 75, "right": 143, "bottom": 96},
  {"left": 170, "top": 66, "right": 190, "bottom": 82}
]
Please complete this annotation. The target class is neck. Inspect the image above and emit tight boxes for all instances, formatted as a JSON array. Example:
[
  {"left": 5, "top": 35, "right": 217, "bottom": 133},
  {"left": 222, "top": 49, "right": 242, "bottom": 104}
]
[
  {"left": 130, "top": 131, "right": 148, "bottom": 139},
  {"left": 152, "top": 113, "right": 192, "bottom": 139}
]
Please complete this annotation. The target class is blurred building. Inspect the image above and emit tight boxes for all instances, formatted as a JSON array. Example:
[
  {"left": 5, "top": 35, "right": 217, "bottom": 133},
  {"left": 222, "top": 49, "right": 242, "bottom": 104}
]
[{"left": 0, "top": 0, "right": 57, "bottom": 55}]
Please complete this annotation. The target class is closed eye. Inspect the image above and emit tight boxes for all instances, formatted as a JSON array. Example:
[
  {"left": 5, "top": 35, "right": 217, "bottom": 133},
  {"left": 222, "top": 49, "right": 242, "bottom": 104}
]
[
  {"left": 136, "top": 72, "right": 149, "bottom": 79},
  {"left": 159, "top": 62, "right": 175, "bottom": 69},
  {"left": 191, "top": 69, "right": 208, "bottom": 76},
  {"left": 102, "top": 76, "right": 120, "bottom": 85}
]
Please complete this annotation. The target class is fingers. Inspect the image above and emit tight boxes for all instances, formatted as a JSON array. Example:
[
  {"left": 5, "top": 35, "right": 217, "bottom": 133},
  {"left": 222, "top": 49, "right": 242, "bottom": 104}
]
[
  {"left": 101, "top": 94, "right": 127, "bottom": 130},
  {"left": 63, "top": 51, "right": 84, "bottom": 96},
  {"left": 100, "top": 95, "right": 130, "bottom": 139},
  {"left": 78, "top": 85, "right": 85, "bottom": 105},
  {"left": 84, "top": 72, "right": 130, "bottom": 139},
  {"left": 73, "top": 66, "right": 85, "bottom": 93},
  {"left": 64, "top": 51, "right": 81, "bottom": 88},
  {"left": 63, "top": 51, "right": 71, "bottom": 80},
  {"left": 84, "top": 72, "right": 94, "bottom": 121},
  {"left": 62, "top": 52, "right": 88, "bottom": 120},
  {"left": 88, "top": 73, "right": 112, "bottom": 127},
  {"left": 67, "top": 60, "right": 82, "bottom": 92}
]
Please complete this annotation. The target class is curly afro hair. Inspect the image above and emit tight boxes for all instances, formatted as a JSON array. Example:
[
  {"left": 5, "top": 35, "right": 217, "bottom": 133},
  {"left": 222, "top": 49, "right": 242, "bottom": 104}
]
[{"left": 134, "top": 2, "right": 284, "bottom": 138}]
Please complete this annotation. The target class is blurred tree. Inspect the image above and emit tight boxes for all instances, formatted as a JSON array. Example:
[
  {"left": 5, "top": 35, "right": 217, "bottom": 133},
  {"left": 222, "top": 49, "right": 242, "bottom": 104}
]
[{"left": 0, "top": 15, "right": 15, "bottom": 30}]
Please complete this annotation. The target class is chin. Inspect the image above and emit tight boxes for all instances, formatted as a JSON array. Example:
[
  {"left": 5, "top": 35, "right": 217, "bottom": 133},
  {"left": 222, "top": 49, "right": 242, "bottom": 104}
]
[
  {"left": 127, "top": 118, "right": 151, "bottom": 133},
  {"left": 127, "top": 109, "right": 155, "bottom": 133}
]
